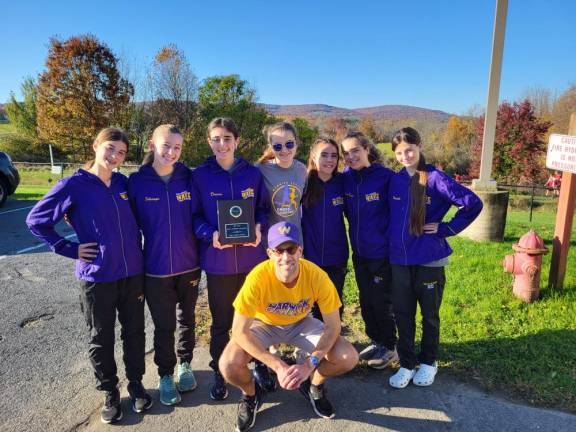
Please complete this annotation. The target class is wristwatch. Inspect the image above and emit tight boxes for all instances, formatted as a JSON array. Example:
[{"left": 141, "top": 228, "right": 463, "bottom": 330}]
[{"left": 309, "top": 355, "right": 320, "bottom": 369}]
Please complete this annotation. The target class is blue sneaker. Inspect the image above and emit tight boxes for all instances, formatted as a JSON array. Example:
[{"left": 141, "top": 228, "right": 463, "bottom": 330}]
[
  {"left": 367, "top": 346, "right": 398, "bottom": 370},
  {"left": 177, "top": 362, "right": 197, "bottom": 392},
  {"left": 159, "top": 375, "right": 181, "bottom": 406}
]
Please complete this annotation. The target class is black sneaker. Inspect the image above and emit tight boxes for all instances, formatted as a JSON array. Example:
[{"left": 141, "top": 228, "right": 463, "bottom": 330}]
[
  {"left": 299, "top": 379, "right": 335, "bottom": 419},
  {"left": 100, "top": 388, "right": 123, "bottom": 424},
  {"left": 210, "top": 370, "right": 228, "bottom": 401},
  {"left": 127, "top": 381, "right": 153, "bottom": 413},
  {"left": 235, "top": 383, "right": 263, "bottom": 432},
  {"left": 253, "top": 360, "right": 276, "bottom": 392}
]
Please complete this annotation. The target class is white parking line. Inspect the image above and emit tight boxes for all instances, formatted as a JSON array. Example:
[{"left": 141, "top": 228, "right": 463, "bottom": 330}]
[
  {"left": 0, "top": 233, "right": 77, "bottom": 260},
  {"left": 0, "top": 205, "right": 35, "bottom": 215}
]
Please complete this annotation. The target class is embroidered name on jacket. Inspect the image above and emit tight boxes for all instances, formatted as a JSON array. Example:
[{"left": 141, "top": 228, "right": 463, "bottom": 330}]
[
  {"left": 145, "top": 197, "right": 160, "bottom": 202},
  {"left": 332, "top": 196, "right": 344, "bottom": 206},
  {"left": 210, "top": 192, "right": 223, "bottom": 197},
  {"left": 365, "top": 192, "right": 380, "bottom": 202},
  {"left": 241, "top": 188, "right": 255, "bottom": 199},
  {"left": 119, "top": 192, "right": 129, "bottom": 201},
  {"left": 176, "top": 191, "right": 191, "bottom": 202},
  {"left": 266, "top": 298, "right": 311, "bottom": 315}
]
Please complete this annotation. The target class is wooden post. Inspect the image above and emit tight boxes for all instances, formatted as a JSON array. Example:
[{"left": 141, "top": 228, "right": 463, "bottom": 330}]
[{"left": 549, "top": 113, "right": 576, "bottom": 289}]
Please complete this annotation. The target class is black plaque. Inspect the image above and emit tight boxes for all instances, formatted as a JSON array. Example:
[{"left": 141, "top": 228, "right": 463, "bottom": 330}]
[{"left": 217, "top": 199, "right": 256, "bottom": 245}]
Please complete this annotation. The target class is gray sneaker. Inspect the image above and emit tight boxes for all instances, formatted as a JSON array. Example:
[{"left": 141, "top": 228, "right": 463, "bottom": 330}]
[
  {"left": 367, "top": 346, "right": 398, "bottom": 370},
  {"left": 358, "top": 342, "right": 379, "bottom": 361}
]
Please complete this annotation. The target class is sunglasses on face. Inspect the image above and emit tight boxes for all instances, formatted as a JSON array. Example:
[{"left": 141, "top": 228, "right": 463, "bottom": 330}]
[
  {"left": 270, "top": 244, "right": 299, "bottom": 256},
  {"left": 272, "top": 141, "right": 295, "bottom": 152}
]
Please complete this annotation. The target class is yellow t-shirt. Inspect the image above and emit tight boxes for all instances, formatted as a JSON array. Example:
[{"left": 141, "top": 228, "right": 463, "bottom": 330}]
[{"left": 233, "top": 258, "right": 342, "bottom": 326}]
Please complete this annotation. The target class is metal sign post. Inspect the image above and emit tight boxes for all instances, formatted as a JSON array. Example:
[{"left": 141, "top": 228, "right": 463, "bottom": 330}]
[{"left": 548, "top": 113, "right": 576, "bottom": 289}]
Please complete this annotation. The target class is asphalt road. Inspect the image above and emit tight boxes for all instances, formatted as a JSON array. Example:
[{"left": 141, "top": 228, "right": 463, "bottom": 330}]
[{"left": 1, "top": 200, "right": 575, "bottom": 431}]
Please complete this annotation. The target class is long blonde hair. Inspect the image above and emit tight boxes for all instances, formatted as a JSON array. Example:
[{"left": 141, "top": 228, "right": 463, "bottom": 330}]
[
  {"left": 142, "top": 124, "right": 181, "bottom": 166},
  {"left": 257, "top": 121, "right": 300, "bottom": 164}
]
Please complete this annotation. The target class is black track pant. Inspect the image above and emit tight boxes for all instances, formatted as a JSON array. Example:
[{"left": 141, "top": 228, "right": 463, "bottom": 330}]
[
  {"left": 78, "top": 274, "right": 145, "bottom": 392},
  {"left": 312, "top": 264, "right": 347, "bottom": 321},
  {"left": 206, "top": 272, "right": 248, "bottom": 371},
  {"left": 352, "top": 255, "right": 397, "bottom": 350},
  {"left": 144, "top": 269, "right": 201, "bottom": 377},
  {"left": 391, "top": 265, "right": 445, "bottom": 370}
]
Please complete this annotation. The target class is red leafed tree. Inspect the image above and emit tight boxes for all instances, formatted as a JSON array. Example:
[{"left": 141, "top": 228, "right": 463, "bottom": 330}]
[{"left": 470, "top": 100, "right": 551, "bottom": 184}]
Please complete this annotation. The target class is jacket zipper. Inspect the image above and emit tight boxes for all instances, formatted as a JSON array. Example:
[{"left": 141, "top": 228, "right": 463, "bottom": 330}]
[
  {"left": 165, "top": 184, "right": 173, "bottom": 275},
  {"left": 111, "top": 192, "right": 129, "bottom": 277},
  {"left": 401, "top": 181, "right": 409, "bottom": 265},
  {"left": 321, "top": 184, "right": 326, "bottom": 265},
  {"left": 229, "top": 175, "right": 238, "bottom": 275},
  {"left": 356, "top": 174, "right": 362, "bottom": 257}
]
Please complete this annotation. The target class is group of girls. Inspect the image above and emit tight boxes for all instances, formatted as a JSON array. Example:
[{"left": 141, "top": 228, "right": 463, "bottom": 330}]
[{"left": 26, "top": 117, "right": 482, "bottom": 424}]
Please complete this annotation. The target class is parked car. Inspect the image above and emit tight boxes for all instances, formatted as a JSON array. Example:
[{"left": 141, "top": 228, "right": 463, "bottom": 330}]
[{"left": 0, "top": 151, "right": 20, "bottom": 207}]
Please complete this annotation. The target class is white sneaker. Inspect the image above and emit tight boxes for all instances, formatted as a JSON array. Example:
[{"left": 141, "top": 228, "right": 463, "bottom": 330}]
[
  {"left": 389, "top": 367, "right": 415, "bottom": 389},
  {"left": 413, "top": 362, "right": 438, "bottom": 386}
]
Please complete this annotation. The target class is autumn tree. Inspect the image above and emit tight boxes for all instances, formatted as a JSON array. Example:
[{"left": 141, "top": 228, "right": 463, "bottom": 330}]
[
  {"left": 436, "top": 115, "right": 475, "bottom": 174},
  {"left": 551, "top": 84, "right": 576, "bottom": 134},
  {"left": 359, "top": 117, "right": 379, "bottom": 142},
  {"left": 36, "top": 35, "right": 133, "bottom": 159},
  {"left": 470, "top": 100, "right": 551, "bottom": 184},
  {"left": 147, "top": 44, "right": 198, "bottom": 131}
]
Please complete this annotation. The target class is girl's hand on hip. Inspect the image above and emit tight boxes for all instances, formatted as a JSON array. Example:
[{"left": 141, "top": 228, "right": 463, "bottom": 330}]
[{"left": 78, "top": 242, "right": 99, "bottom": 262}]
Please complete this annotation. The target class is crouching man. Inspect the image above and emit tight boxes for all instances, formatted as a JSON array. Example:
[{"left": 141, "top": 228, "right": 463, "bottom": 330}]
[{"left": 219, "top": 221, "right": 359, "bottom": 432}]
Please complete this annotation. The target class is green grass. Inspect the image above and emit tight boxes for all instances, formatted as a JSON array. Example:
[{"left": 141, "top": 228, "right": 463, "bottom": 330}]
[
  {"left": 342, "top": 208, "right": 576, "bottom": 413},
  {"left": 12, "top": 185, "right": 51, "bottom": 201}
]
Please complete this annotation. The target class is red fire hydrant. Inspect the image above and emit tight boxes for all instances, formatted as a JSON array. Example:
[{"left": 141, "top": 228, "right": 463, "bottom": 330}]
[{"left": 503, "top": 230, "right": 548, "bottom": 302}]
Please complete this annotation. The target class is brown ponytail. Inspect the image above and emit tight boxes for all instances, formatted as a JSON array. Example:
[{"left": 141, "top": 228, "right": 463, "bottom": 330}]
[
  {"left": 84, "top": 127, "right": 130, "bottom": 169},
  {"left": 391, "top": 127, "right": 428, "bottom": 236}
]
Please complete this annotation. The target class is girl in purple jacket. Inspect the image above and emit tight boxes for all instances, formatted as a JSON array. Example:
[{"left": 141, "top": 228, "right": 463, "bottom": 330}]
[
  {"left": 388, "top": 127, "right": 482, "bottom": 389},
  {"left": 128, "top": 124, "right": 200, "bottom": 406},
  {"left": 26, "top": 128, "right": 151, "bottom": 424},
  {"left": 341, "top": 131, "right": 398, "bottom": 370},
  {"left": 191, "top": 117, "right": 269, "bottom": 401},
  {"left": 302, "top": 137, "right": 349, "bottom": 320}
]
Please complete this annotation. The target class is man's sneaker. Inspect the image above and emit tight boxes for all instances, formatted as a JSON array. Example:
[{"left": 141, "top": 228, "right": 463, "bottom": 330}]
[
  {"left": 158, "top": 375, "right": 181, "bottom": 406},
  {"left": 210, "top": 370, "right": 228, "bottom": 401},
  {"left": 367, "top": 346, "right": 399, "bottom": 370},
  {"left": 235, "top": 383, "right": 263, "bottom": 432},
  {"left": 299, "top": 379, "right": 335, "bottom": 419},
  {"left": 100, "top": 388, "right": 123, "bottom": 424},
  {"left": 177, "top": 361, "right": 197, "bottom": 392},
  {"left": 358, "top": 342, "right": 380, "bottom": 361},
  {"left": 127, "top": 381, "right": 153, "bottom": 413},
  {"left": 253, "top": 360, "right": 276, "bottom": 392}
]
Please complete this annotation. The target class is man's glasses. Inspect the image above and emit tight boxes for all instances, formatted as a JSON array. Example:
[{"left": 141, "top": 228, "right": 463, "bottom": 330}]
[
  {"left": 270, "top": 244, "right": 299, "bottom": 256},
  {"left": 272, "top": 141, "right": 295, "bottom": 152}
]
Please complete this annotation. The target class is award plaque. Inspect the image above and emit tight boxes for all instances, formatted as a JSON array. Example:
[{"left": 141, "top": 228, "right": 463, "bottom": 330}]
[{"left": 217, "top": 199, "right": 256, "bottom": 245}]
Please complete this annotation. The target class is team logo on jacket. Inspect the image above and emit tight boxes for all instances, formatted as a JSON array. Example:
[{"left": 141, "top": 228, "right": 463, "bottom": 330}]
[
  {"left": 176, "top": 191, "right": 191, "bottom": 202},
  {"left": 332, "top": 196, "right": 344, "bottom": 206},
  {"left": 365, "top": 192, "right": 380, "bottom": 202},
  {"left": 271, "top": 183, "right": 302, "bottom": 217},
  {"left": 119, "top": 192, "right": 129, "bottom": 201},
  {"left": 241, "top": 188, "right": 255, "bottom": 199},
  {"left": 266, "top": 298, "right": 311, "bottom": 316}
]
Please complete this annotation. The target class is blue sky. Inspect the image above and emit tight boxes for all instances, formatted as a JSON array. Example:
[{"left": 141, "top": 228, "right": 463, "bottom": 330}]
[{"left": 1, "top": 0, "right": 575, "bottom": 114}]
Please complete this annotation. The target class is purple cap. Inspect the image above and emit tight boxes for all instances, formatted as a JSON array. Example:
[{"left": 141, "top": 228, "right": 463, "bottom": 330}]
[{"left": 267, "top": 221, "right": 301, "bottom": 249}]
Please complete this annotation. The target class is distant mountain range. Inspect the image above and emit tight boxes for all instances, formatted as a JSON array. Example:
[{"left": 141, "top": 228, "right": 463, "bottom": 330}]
[{"left": 262, "top": 104, "right": 452, "bottom": 122}]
